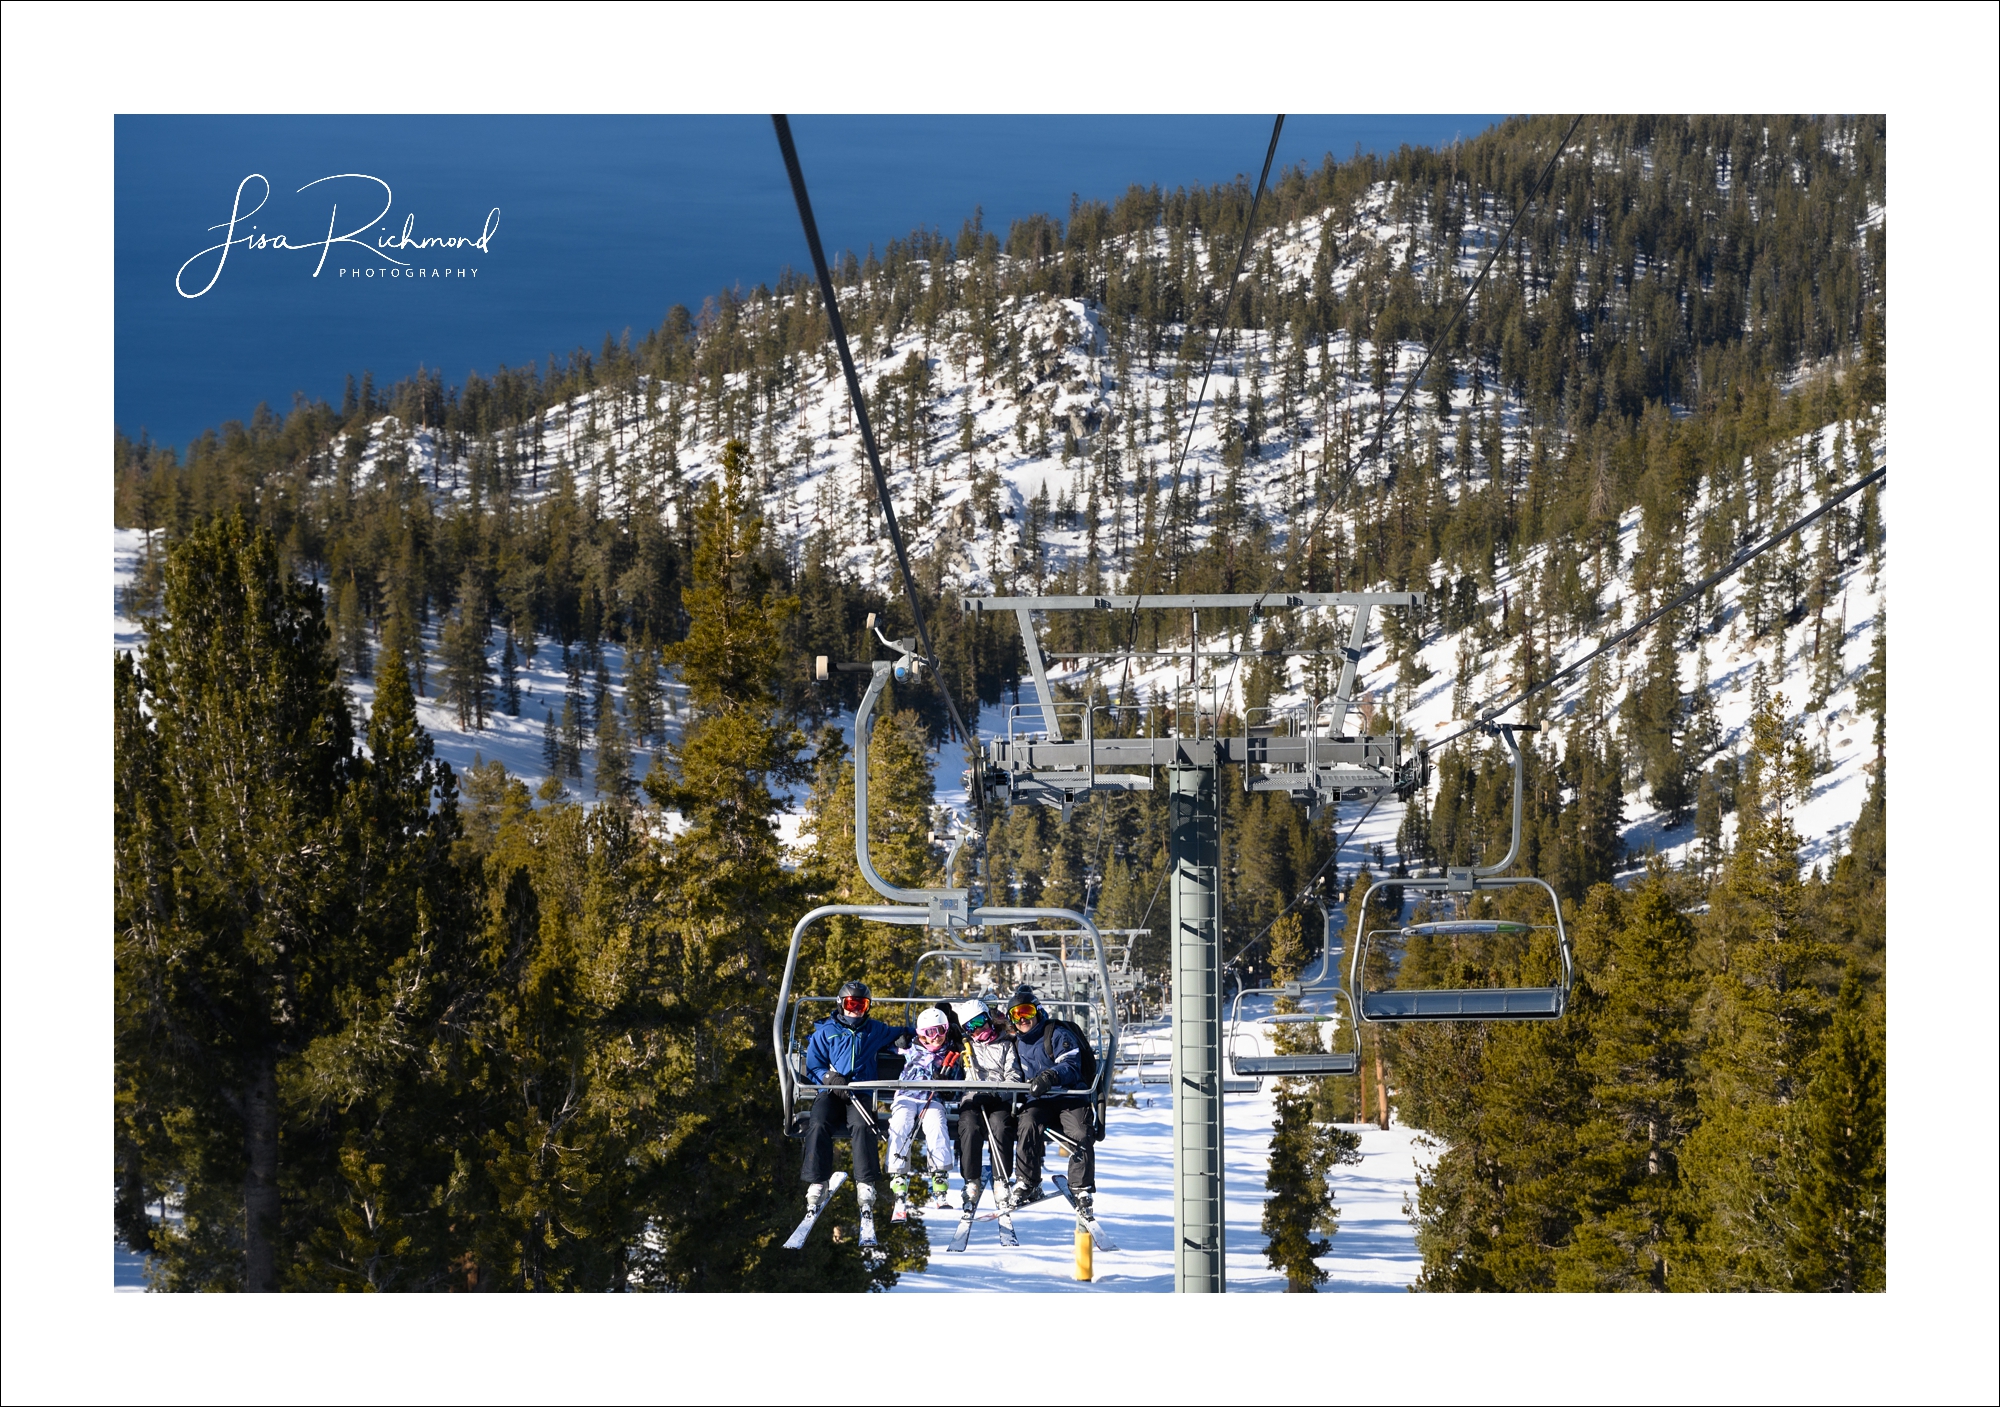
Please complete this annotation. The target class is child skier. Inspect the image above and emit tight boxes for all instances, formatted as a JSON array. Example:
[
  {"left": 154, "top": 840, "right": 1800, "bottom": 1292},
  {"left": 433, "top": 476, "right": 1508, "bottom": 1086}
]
[{"left": 886, "top": 1006, "right": 962, "bottom": 1219}]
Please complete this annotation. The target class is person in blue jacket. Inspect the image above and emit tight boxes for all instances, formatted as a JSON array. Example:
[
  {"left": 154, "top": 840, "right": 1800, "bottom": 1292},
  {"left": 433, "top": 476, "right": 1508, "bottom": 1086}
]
[
  {"left": 1004, "top": 985, "right": 1095, "bottom": 1217},
  {"left": 800, "top": 980, "right": 913, "bottom": 1220}
]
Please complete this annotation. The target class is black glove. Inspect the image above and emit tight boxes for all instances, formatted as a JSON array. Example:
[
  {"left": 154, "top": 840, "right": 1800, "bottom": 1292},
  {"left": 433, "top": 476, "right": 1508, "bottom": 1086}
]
[
  {"left": 1028, "top": 1071, "right": 1058, "bottom": 1096},
  {"left": 822, "top": 1071, "right": 849, "bottom": 1087}
]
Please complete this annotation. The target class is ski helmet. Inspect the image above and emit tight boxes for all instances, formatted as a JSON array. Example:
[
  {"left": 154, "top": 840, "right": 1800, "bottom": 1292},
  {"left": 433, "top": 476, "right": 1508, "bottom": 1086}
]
[
  {"left": 1007, "top": 985, "right": 1040, "bottom": 1025},
  {"left": 915, "top": 1006, "right": 949, "bottom": 1035},
  {"left": 836, "top": 979, "right": 872, "bottom": 1025},
  {"left": 954, "top": 998, "right": 995, "bottom": 1041}
]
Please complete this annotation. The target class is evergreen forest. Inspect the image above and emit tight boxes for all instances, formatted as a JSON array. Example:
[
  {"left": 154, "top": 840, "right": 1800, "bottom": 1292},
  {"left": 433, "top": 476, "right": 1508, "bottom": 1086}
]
[{"left": 114, "top": 113, "right": 1887, "bottom": 1292}]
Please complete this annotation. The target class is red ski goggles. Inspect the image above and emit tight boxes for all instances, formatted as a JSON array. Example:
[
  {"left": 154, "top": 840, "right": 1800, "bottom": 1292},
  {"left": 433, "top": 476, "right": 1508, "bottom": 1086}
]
[
  {"left": 1009, "top": 1002, "right": 1039, "bottom": 1024},
  {"left": 840, "top": 994, "right": 871, "bottom": 1016}
]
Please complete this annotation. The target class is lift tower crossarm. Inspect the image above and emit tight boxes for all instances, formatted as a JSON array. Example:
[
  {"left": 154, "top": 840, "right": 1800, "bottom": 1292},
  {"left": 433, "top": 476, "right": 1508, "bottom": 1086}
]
[{"left": 965, "top": 592, "right": 1423, "bottom": 612}]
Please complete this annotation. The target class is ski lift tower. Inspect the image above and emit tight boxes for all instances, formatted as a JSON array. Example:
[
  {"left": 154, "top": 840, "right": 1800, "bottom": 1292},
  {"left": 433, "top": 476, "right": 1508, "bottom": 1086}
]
[{"left": 965, "top": 590, "right": 1425, "bottom": 1293}]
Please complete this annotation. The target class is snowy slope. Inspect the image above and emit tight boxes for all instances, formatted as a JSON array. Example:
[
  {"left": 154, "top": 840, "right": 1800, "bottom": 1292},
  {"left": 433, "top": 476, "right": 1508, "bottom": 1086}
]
[
  {"left": 889, "top": 1079, "right": 1423, "bottom": 1293},
  {"left": 118, "top": 174, "right": 1887, "bottom": 877},
  {"left": 240, "top": 178, "right": 1884, "bottom": 877}
]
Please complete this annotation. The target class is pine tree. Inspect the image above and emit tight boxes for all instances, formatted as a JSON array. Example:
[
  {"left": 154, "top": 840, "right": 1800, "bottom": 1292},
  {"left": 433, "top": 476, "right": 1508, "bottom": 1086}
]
[
  {"left": 626, "top": 643, "right": 660, "bottom": 748},
  {"left": 334, "top": 573, "right": 371, "bottom": 680},
  {"left": 1552, "top": 876, "right": 1702, "bottom": 1290},
  {"left": 541, "top": 704, "right": 560, "bottom": 777},
  {"left": 499, "top": 633, "right": 521, "bottom": 716},
  {"left": 115, "top": 514, "right": 357, "bottom": 1291},
  {"left": 640, "top": 440, "right": 895, "bottom": 1288},
  {"left": 1783, "top": 969, "right": 1886, "bottom": 1291},
  {"left": 1672, "top": 694, "right": 1838, "bottom": 1290},
  {"left": 560, "top": 694, "right": 585, "bottom": 780},
  {"left": 594, "top": 696, "right": 633, "bottom": 801},
  {"left": 441, "top": 566, "right": 493, "bottom": 730},
  {"left": 1259, "top": 909, "right": 1360, "bottom": 1291}
]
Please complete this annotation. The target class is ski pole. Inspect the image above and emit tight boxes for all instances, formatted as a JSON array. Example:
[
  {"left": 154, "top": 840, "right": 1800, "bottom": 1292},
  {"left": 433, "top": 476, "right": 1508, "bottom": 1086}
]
[{"left": 978, "top": 1100, "right": 1013, "bottom": 1186}]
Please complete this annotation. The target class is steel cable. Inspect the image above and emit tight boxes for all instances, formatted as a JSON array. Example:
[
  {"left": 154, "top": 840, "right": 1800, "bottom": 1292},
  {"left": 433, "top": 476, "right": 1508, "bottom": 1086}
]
[{"left": 773, "top": 115, "right": 984, "bottom": 800}]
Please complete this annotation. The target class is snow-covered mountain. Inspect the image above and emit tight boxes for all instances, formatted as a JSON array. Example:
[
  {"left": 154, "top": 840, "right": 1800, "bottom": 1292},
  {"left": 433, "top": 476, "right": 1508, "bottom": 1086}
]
[{"left": 115, "top": 171, "right": 1887, "bottom": 882}]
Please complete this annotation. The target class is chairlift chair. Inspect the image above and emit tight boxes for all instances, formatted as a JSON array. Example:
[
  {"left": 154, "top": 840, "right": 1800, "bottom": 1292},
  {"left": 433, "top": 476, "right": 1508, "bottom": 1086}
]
[
  {"left": 1349, "top": 723, "right": 1574, "bottom": 1023},
  {"left": 1226, "top": 899, "right": 1362, "bottom": 1082}
]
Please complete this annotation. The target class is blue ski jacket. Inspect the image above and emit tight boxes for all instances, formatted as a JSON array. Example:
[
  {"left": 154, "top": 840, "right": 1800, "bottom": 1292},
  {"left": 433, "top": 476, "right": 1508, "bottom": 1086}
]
[
  {"left": 805, "top": 1016, "right": 911, "bottom": 1085},
  {"left": 1013, "top": 1014, "right": 1083, "bottom": 1094}
]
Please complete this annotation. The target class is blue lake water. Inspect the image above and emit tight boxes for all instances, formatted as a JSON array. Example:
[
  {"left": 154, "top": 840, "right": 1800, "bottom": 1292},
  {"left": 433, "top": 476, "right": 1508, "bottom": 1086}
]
[{"left": 116, "top": 115, "right": 1503, "bottom": 452}]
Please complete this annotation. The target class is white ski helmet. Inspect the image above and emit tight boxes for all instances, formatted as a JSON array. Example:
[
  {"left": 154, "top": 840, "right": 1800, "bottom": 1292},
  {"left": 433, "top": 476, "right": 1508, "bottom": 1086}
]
[
  {"left": 951, "top": 999, "right": 988, "bottom": 1026},
  {"left": 915, "top": 1006, "right": 950, "bottom": 1035}
]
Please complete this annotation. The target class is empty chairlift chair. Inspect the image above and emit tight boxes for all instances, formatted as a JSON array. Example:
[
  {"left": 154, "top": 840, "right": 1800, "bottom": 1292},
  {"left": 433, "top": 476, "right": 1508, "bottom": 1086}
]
[
  {"left": 1350, "top": 724, "right": 1574, "bottom": 1023},
  {"left": 1227, "top": 900, "right": 1360, "bottom": 1080}
]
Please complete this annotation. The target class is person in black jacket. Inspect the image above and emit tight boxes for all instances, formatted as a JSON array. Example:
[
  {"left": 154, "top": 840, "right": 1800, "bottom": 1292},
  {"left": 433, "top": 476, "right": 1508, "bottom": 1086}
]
[
  {"left": 1004, "top": 985, "right": 1095, "bottom": 1216},
  {"left": 799, "top": 980, "right": 912, "bottom": 1219}
]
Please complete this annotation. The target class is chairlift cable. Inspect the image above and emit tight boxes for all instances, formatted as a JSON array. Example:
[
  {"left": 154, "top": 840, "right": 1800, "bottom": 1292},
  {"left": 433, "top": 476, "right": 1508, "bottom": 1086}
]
[
  {"left": 1166, "top": 116, "right": 1286, "bottom": 502},
  {"left": 1433, "top": 464, "right": 1887, "bottom": 752},
  {"left": 1301, "top": 114, "right": 1586, "bottom": 562},
  {"left": 1222, "top": 790, "right": 1383, "bottom": 974},
  {"left": 1223, "top": 464, "right": 1886, "bottom": 975},
  {"left": 772, "top": 115, "right": 984, "bottom": 800}
]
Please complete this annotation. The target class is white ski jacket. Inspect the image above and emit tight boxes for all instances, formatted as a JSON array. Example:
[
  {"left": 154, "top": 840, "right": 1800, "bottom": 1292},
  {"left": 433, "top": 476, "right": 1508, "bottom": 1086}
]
[{"left": 963, "top": 1032, "right": 1023, "bottom": 1085}]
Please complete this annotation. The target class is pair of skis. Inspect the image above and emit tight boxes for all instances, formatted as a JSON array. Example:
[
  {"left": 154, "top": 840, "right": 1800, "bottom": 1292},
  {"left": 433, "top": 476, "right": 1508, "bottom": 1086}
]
[
  {"left": 781, "top": 1171, "right": 847, "bottom": 1250},
  {"left": 945, "top": 1184, "right": 1015, "bottom": 1252},
  {"left": 965, "top": 1177, "right": 1118, "bottom": 1252},
  {"left": 780, "top": 1172, "right": 884, "bottom": 1251}
]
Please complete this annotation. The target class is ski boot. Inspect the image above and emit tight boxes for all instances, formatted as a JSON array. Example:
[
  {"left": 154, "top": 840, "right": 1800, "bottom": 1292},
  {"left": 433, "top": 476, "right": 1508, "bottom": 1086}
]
[
  {"left": 929, "top": 1172, "right": 952, "bottom": 1207},
  {"left": 960, "top": 1178, "right": 983, "bottom": 1215},
  {"left": 1072, "top": 1188, "right": 1094, "bottom": 1219},
  {"left": 1009, "top": 1177, "right": 1046, "bottom": 1208},
  {"left": 856, "top": 1180, "right": 880, "bottom": 1248},
  {"left": 888, "top": 1174, "right": 911, "bottom": 1223},
  {"left": 804, "top": 1181, "right": 827, "bottom": 1217}
]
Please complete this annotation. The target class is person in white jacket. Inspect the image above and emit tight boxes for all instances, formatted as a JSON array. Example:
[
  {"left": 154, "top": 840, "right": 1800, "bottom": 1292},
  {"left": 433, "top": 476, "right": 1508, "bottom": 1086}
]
[
  {"left": 886, "top": 1007, "right": 961, "bottom": 1212},
  {"left": 952, "top": 998, "right": 1022, "bottom": 1212}
]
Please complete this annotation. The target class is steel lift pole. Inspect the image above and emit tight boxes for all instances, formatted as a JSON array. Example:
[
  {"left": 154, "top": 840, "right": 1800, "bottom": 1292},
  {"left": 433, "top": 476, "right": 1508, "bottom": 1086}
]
[{"left": 1168, "top": 740, "right": 1224, "bottom": 1291}]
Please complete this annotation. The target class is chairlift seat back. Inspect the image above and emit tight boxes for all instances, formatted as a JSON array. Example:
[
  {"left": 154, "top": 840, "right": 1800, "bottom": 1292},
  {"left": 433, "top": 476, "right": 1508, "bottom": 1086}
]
[
  {"left": 1359, "top": 986, "right": 1564, "bottom": 1021},
  {"left": 1402, "top": 919, "right": 1534, "bottom": 937}
]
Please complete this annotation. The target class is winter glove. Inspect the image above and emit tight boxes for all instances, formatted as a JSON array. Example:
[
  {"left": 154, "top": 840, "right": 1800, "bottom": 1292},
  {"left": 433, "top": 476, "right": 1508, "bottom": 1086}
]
[
  {"left": 822, "top": 1071, "right": 849, "bottom": 1087},
  {"left": 1028, "top": 1070, "right": 1058, "bottom": 1096}
]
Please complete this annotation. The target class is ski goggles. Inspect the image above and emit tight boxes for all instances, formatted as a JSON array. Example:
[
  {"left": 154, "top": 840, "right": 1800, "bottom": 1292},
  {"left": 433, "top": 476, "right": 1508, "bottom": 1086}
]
[
  {"left": 917, "top": 1026, "right": 948, "bottom": 1047},
  {"left": 1008, "top": 1002, "right": 1039, "bottom": 1024},
  {"left": 962, "top": 1013, "right": 991, "bottom": 1035},
  {"left": 840, "top": 995, "right": 871, "bottom": 1016}
]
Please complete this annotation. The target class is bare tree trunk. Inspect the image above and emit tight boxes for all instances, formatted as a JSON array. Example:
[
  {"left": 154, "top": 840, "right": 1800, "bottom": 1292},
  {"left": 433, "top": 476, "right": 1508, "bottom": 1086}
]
[
  {"left": 1374, "top": 1047, "right": 1391, "bottom": 1130},
  {"left": 1355, "top": 1033, "right": 1372, "bottom": 1125},
  {"left": 243, "top": 1057, "right": 280, "bottom": 1292}
]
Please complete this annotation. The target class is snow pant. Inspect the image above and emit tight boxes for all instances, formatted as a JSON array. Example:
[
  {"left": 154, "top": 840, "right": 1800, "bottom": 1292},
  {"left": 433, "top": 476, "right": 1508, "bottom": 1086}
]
[
  {"left": 957, "top": 1093, "right": 1016, "bottom": 1184},
  {"left": 1013, "top": 1096, "right": 1095, "bottom": 1193},
  {"left": 799, "top": 1090, "right": 883, "bottom": 1185},
  {"left": 886, "top": 1099, "right": 952, "bottom": 1176}
]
